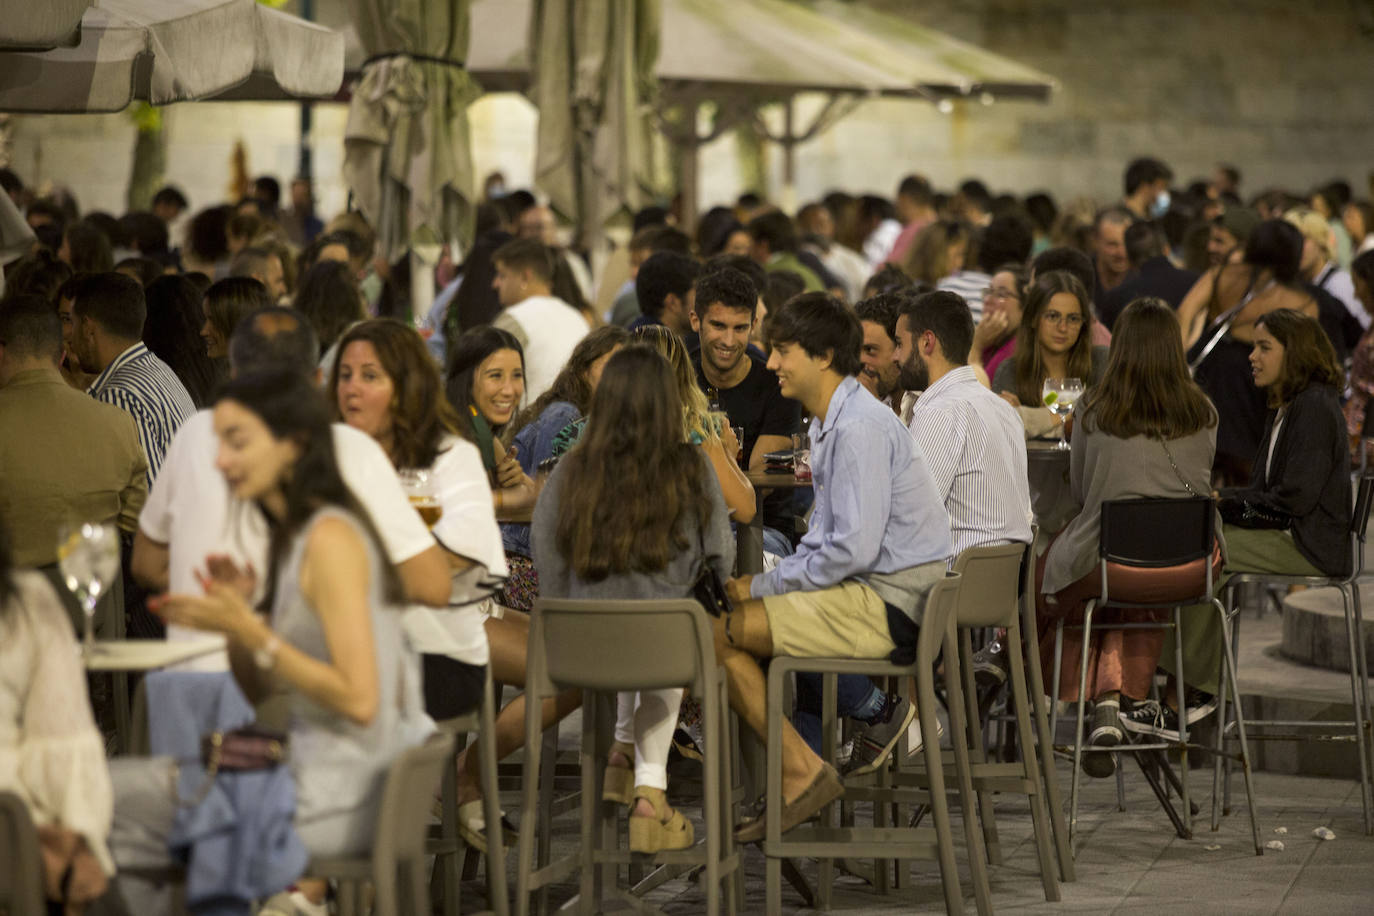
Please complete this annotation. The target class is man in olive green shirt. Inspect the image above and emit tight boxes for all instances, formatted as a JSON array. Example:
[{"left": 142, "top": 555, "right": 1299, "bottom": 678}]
[{"left": 0, "top": 296, "right": 147, "bottom": 568}]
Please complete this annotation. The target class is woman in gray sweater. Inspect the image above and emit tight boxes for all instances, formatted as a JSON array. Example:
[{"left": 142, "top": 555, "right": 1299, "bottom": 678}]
[
  {"left": 1035, "top": 298, "right": 1221, "bottom": 778},
  {"left": 532, "top": 345, "right": 733, "bottom": 853}
]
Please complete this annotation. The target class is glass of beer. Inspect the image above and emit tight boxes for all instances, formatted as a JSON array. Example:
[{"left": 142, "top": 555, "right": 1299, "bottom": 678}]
[{"left": 399, "top": 469, "right": 442, "bottom": 528}]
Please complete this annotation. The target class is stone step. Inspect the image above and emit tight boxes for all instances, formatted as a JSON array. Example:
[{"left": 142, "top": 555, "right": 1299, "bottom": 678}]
[{"left": 1281, "top": 585, "right": 1374, "bottom": 673}]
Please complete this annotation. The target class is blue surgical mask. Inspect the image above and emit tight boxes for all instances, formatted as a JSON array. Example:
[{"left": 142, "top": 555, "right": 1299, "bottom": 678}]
[{"left": 1151, "top": 189, "right": 1171, "bottom": 218}]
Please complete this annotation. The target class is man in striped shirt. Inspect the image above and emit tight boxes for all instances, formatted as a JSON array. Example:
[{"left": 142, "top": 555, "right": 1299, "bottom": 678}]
[{"left": 68, "top": 272, "right": 194, "bottom": 485}]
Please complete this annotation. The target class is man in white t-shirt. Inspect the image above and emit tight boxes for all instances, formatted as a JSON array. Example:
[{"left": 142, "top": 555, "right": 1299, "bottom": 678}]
[
  {"left": 489, "top": 238, "right": 589, "bottom": 403},
  {"left": 131, "top": 309, "right": 453, "bottom": 670}
]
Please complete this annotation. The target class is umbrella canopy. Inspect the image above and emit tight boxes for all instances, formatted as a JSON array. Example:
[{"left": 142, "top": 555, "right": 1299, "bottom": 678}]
[
  {"left": 530, "top": 0, "right": 658, "bottom": 239},
  {"left": 0, "top": 0, "right": 344, "bottom": 114},
  {"left": 341, "top": 0, "right": 481, "bottom": 262},
  {"left": 0, "top": 0, "right": 93, "bottom": 51}
]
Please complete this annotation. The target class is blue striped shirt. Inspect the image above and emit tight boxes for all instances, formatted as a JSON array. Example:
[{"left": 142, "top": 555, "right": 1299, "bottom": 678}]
[
  {"left": 87, "top": 342, "right": 194, "bottom": 486},
  {"left": 751, "top": 376, "right": 952, "bottom": 614}
]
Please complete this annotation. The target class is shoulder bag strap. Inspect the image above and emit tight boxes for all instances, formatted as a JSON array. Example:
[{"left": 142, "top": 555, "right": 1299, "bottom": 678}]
[{"left": 1158, "top": 437, "right": 1200, "bottom": 497}]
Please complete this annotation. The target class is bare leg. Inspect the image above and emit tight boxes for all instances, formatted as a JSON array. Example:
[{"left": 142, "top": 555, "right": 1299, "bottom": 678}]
[
  {"left": 457, "top": 611, "right": 581, "bottom": 803},
  {"left": 712, "top": 599, "right": 824, "bottom": 801}
]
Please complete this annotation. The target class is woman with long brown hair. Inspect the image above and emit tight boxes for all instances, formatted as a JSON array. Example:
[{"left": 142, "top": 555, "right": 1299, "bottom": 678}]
[
  {"left": 532, "top": 345, "right": 734, "bottom": 853},
  {"left": 1035, "top": 298, "right": 1219, "bottom": 778},
  {"left": 899, "top": 219, "right": 969, "bottom": 287}
]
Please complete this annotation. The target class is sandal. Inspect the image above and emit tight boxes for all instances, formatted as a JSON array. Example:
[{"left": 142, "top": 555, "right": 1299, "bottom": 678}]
[
  {"left": 602, "top": 741, "right": 635, "bottom": 805},
  {"left": 456, "top": 799, "right": 517, "bottom": 855},
  {"left": 628, "top": 785, "right": 694, "bottom": 854}
]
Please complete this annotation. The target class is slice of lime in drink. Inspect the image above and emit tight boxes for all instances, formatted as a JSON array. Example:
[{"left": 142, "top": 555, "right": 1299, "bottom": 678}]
[{"left": 1043, "top": 391, "right": 1058, "bottom": 407}]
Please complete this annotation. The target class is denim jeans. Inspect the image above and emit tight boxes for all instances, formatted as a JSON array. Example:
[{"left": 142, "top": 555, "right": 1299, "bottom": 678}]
[
  {"left": 792, "top": 673, "right": 885, "bottom": 754},
  {"left": 762, "top": 525, "right": 794, "bottom": 559}
]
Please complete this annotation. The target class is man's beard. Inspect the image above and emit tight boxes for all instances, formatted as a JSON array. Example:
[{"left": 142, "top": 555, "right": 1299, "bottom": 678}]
[{"left": 898, "top": 352, "right": 928, "bottom": 392}]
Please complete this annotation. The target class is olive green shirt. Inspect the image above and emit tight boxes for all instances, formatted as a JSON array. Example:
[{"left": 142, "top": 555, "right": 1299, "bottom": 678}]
[{"left": 0, "top": 368, "right": 148, "bottom": 567}]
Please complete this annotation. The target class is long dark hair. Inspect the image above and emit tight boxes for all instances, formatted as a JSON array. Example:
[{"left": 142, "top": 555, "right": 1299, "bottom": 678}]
[
  {"left": 1254, "top": 308, "right": 1344, "bottom": 407},
  {"left": 554, "top": 346, "right": 713, "bottom": 580},
  {"left": 216, "top": 371, "right": 404, "bottom": 611},
  {"left": 330, "top": 319, "right": 461, "bottom": 470},
  {"left": 1013, "top": 269, "right": 1097, "bottom": 406},
  {"left": 1079, "top": 298, "right": 1216, "bottom": 439},
  {"left": 449, "top": 230, "right": 513, "bottom": 339},
  {"left": 510, "top": 325, "right": 627, "bottom": 436},
  {"left": 294, "top": 259, "right": 364, "bottom": 356},
  {"left": 143, "top": 275, "right": 223, "bottom": 406},
  {"left": 204, "top": 277, "right": 274, "bottom": 345},
  {"left": 445, "top": 325, "right": 525, "bottom": 440}
]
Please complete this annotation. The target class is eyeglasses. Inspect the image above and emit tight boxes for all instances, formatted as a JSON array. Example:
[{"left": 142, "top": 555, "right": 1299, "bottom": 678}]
[
  {"left": 1041, "top": 310, "right": 1084, "bottom": 328},
  {"left": 981, "top": 286, "right": 1020, "bottom": 302}
]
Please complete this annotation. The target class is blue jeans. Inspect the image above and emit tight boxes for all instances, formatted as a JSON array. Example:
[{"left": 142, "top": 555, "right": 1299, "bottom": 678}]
[
  {"left": 762, "top": 525, "right": 794, "bottom": 558},
  {"left": 792, "top": 673, "right": 885, "bottom": 754}
]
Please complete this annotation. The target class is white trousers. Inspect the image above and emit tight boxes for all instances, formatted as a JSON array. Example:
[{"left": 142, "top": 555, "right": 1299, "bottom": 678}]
[{"left": 613, "top": 689, "right": 684, "bottom": 790}]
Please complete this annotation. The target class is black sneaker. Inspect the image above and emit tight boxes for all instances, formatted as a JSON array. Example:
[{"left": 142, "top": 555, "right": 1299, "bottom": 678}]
[
  {"left": 843, "top": 694, "right": 918, "bottom": 776},
  {"left": 1081, "top": 699, "right": 1121, "bottom": 778},
  {"left": 1120, "top": 699, "right": 1180, "bottom": 739},
  {"left": 972, "top": 639, "right": 1011, "bottom": 690}
]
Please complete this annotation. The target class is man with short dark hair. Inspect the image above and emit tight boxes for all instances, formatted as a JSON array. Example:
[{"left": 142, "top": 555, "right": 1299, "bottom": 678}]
[
  {"left": 690, "top": 268, "right": 801, "bottom": 554},
  {"left": 68, "top": 272, "right": 194, "bottom": 483},
  {"left": 609, "top": 225, "right": 694, "bottom": 327},
  {"left": 490, "top": 238, "right": 589, "bottom": 401},
  {"left": 132, "top": 307, "right": 453, "bottom": 670},
  {"left": 1122, "top": 156, "right": 1174, "bottom": 220},
  {"left": 629, "top": 251, "right": 702, "bottom": 337},
  {"left": 228, "top": 245, "right": 287, "bottom": 300},
  {"left": 1091, "top": 206, "right": 1136, "bottom": 297},
  {"left": 0, "top": 295, "right": 147, "bottom": 571},
  {"left": 718, "top": 292, "right": 952, "bottom": 842},
  {"left": 1097, "top": 222, "right": 1199, "bottom": 331},
  {"left": 853, "top": 294, "right": 903, "bottom": 409},
  {"left": 151, "top": 186, "right": 188, "bottom": 225},
  {"left": 747, "top": 210, "right": 825, "bottom": 292},
  {"left": 1208, "top": 207, "right": 1260, "bottom": 267},
  {"left": 884, "top": 175, "right": 938, "bottom": 266}
]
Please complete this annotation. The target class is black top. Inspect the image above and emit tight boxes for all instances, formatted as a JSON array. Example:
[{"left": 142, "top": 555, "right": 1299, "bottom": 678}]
[
  {"left": 1097, "top": 256, "right": 1199, "bottom": 332},
  {"left": 692, "top": 349, "right": 803, "bottom": 539},
  {"left": 1220, "top": 383, "right": 1352, "bottom": 576}
]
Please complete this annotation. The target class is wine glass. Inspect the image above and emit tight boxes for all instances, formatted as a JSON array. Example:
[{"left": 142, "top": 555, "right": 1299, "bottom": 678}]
[
  {"left": 1042, "top": 377, "right": 1085, "bottom": 450},
  {"left": 56, "top": 521, "right": 121, "bottom": 654},
  {"left": 399, "top": 469, "right": 443, "bottom": 529}
]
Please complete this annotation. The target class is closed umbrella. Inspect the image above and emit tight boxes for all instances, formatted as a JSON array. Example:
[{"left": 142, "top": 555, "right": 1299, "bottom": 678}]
[
  {"left": 341, "top": 0, "right": 481, "bottom": 263},
  {"left": 0, "top": 0, "right": 93, "bottom": 51},
  {"left": 531, "top": 0, "right": 658, "bottom": 245},
  {"left": 0, "top": 0, "right": 343, "bottom": 113}
]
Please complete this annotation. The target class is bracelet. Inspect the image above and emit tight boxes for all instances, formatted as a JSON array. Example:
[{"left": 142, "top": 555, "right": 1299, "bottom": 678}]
[{"left": 495, "top": 489, "right": 504, "bottom": 512}]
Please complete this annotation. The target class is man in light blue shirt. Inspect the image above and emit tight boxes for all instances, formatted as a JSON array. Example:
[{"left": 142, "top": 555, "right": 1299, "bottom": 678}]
[{"left": 720, "top": 292, "right": 951, "bottom": 843}]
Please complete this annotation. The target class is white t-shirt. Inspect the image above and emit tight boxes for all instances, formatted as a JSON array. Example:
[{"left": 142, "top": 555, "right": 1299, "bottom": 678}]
[
  {"left": 140, "top": 411, "right": 437, "bottom": 670},
  {"left": 492, "top": 294, "right": 589, "bottom": 405},
  {"left": 398, "top": 435, "right": 505, "bottom": 667}
]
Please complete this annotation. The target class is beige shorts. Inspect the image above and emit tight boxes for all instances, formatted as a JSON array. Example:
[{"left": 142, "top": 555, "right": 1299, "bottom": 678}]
[{"left": 762, "top": 580, "right": 896, "bottom": 660}]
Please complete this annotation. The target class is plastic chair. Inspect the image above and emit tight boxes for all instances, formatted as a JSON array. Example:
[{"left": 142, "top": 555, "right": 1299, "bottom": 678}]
[
  {"left": 308, "top": 732, "right": 459, "bottom": 916},
  {"left": 513, "top": 598, "right": 739, "bottom": 916},
  {"left": 428, "top": 666, "right": 511, "bottom": 916},
  {"left": 0, "top": 791, "right": 44, "bottom": 916},
  {"left": 1219, "top": 474, "right": 1374, "bottom": 836},
  {"left": 762, "top": 574, "right": 987, "bottom": 916},
  {"left": 1049, "top": 496, "right": 1262, "bottom": 854}
]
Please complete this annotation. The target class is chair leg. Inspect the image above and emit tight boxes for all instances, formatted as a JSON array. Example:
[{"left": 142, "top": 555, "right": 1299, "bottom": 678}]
[
  {"left": 1339, "top": 586, "right": 1374, "bottom": 835},
  {"left": 1068, "top": 601, "right": 1096, "bottom": 849},
  {"left": 960, "top": 630, "right": 1001, "bottom": 866},
  {"left": 1214, "top": 598, "right": 1263, "bottom": 855},
  {"left": 1173, "top": 607, "right": 1192, "bottom": 836},
  {"left": 1050, "top": 620, "right": 1065, "bottom": 738},
  {"left": 514, "top": 686, "right": 546, "bottom": 916},
  {"left": 1005, "top": 618, "right": 1060, "bottom": 902},
  {"left": 1020, "top": 592, "right": 1075, "bottom": 882},
  {"left": 479, "top": 673, "right": 511, "bottom": 916},
  {"left": 944, "top": 626, "right": 992, "bottom": 916},
  {"left": 918, "top": 655, "right": 965, "bottom": 916},
  {"left": 1212, "top": 588, "right": 1235, "bottom": 832},
  {"left": 1224, "top": 602, "right": 1244, "bottom": 816}
]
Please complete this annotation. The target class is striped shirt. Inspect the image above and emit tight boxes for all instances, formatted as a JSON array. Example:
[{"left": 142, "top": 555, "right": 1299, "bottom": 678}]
[
  {"left": 909, "top": 366, "right": 1033, "bottom": 559},
  {"left": 936, "top": 270, "right": 990, "bottom": 324},
  {"left": 87, "top": 342, "right": 194, "bottom": 486}
]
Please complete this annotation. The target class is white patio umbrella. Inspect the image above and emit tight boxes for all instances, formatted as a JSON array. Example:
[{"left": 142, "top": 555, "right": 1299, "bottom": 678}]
[
  {"left": 0, "top": 0, "right": 94, "bottom": 51},
  {"left": 0, "top": 0, "right": 344, "bottom": 114}
]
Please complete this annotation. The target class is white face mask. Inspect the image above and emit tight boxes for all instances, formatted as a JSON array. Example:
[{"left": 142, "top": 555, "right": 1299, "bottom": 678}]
[{"left": 1151, "top": 189, "right": 1171, "bottom": 218}]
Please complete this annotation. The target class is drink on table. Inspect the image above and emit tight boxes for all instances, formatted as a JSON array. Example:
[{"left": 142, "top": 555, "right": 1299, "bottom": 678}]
[
  {"left": 1042, "top": 377, "right": 1084, "bottom": 451},
  {"left": 57, "top": 521, "right": 121, "bottom": 652},
  {"left": 398, "top": 469, "right": 442, "bottom": 529}
]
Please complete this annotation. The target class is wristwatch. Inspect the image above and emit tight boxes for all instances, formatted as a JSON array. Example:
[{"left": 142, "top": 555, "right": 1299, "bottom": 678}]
[{"left": 253, "top": 632, "right": 282, "bottom": 671}]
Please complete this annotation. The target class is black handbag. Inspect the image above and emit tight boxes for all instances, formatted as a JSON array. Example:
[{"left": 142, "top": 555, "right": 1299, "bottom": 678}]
[
  {"left": 1218, "top": 495, "right": 1292, "bottom": 530},
  {"left": 691, "top": 519, "right": 732, "bottom": 617}
]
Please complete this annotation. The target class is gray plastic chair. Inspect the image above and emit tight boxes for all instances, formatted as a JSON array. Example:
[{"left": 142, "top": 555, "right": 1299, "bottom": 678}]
[
  {"left": 308, "top": 731, "right": 459, "bottom": 916},
  {"left": 429, "top": 666, "right": 510, "bottom": 916},
  {"left": 763, "top": 574, "right": 985, "bottom": 915},
  {"left": 1219, "top": 474, "right": 1374, "bottom": 836},
  {"left": 0, "top": 791, "right": 44, "bottom": 916},
  {"left": 513, "top": 598, "right": 740, "bottom": 916}
]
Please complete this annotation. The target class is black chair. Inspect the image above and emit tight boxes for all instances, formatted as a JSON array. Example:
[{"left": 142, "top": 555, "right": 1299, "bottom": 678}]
[{"left": 1049, "top": 497, "right": 1261, "bottom": 853}]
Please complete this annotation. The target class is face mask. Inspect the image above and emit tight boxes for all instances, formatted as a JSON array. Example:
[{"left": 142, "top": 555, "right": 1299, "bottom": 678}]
[{"left": 1151, "top": 189, "right": 1171, "bottom": 218}]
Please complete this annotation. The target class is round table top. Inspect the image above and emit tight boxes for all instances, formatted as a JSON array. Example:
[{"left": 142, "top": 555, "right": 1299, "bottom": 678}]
[
  {"left": 745, "top": 470, "right": 814, "bottom": 488},
  {"left": 1026, "top": 439, "right": 1071, "bottom": 459}
]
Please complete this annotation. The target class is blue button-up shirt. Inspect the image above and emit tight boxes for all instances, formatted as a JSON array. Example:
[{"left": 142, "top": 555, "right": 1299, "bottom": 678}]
[{"left": 752, "top": 376, "right": 952, "bottom": 600}]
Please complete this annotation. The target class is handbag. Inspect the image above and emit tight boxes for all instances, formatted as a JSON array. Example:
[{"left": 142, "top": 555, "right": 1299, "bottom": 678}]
[
  {"left": 691, "top": 516, "right": 732, "bottom": 618},
  {"left": 1217, "top": 495, "right": 1293, "bottom": 530},
  {"left": 172, "top": 724, "right": 289, "bottom": 806}
]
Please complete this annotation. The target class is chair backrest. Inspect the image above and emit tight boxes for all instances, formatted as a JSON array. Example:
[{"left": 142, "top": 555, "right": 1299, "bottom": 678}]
[
  {"left": 0, "top": 791, "right": 45, "bottom": 916},
  {"left": 1098, "top": 497, "right": 1214, "bottom": 568},
  {"left": 372, "top": 732, "right": 456, "bottom": 864},
  {"left": 529, "top": 598, "right": 715, "bottom": 696},
  {"left": 949, "top": 542, "right": 1029, "bottom": 629},
  {"left": 1352, "top": 475, "right": 1374, "bottom": 542},
  {"left": 917, "top": 573, "right": 963, "bottom": 669}
]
